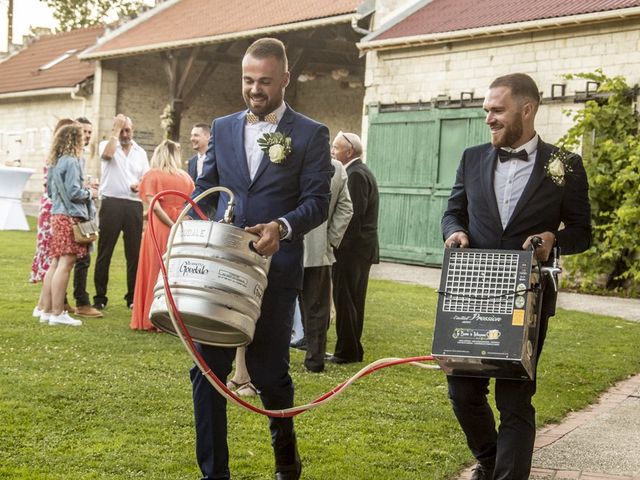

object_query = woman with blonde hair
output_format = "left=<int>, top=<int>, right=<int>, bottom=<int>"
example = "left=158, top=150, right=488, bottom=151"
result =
left=130, top=139, right=194, bottom=331
left=39, top=124, right=98, bottom=326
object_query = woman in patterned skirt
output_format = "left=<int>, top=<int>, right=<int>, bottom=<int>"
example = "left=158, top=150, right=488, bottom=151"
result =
left=31, top=118, right=76, bottom=319
left=38, top=124, right=98, bottom=326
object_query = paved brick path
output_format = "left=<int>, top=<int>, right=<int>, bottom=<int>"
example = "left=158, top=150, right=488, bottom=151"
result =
left=456, top=373, right=640, bottom=480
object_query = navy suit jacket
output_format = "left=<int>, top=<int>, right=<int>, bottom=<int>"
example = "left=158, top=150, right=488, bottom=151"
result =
left=192, top=105, right=333, bottom=289
left=442, top=138, right=591, bottom=314
left=187, top=154, right=198, bottom=182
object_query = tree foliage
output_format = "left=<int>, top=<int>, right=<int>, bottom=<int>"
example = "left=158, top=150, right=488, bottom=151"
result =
left=42, top=0, right=146, bottom=31
left=558, top=69, right=640, bottom=294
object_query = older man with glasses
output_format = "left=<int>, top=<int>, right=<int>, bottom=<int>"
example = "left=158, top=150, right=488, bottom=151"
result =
left=327, top=131, right=379, bottom=364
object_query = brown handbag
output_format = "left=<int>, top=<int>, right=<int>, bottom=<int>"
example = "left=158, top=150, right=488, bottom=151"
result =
left=73, top=220, right=99, bottom=244
left=51, top=167, right=99, bottom=244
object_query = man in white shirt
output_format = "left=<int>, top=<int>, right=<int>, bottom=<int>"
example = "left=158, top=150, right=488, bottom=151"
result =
left=187, top=123, right=211, bottom=182
left=92, top=114, right=149, bottom=310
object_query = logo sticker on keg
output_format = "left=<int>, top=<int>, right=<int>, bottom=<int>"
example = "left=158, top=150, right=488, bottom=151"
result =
left=179, top=260, right=209, bottom=276
left=254, top=284, right=264, bottom=301
left=218, top=269, right=248, bottom=287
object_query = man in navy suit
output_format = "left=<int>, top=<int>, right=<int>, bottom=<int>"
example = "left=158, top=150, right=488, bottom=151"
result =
left=187, top=123, right=211, bottom=182
left=441, top=73, right=591, bottom=480
left=190, top=38, right=332, bottom=480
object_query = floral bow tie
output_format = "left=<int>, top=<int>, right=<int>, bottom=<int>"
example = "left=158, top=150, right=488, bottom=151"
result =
left=246, top=112, right=278, bottom=125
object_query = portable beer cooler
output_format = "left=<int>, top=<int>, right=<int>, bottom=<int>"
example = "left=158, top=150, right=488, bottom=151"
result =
left=432, top=248, right=544, bottom=380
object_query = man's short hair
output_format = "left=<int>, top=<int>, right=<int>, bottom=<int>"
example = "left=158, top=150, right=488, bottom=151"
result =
left=244, top=38, right=288, bottom=71
left=490, top=73, right=540, bottom=106
left=75, top=116, right=92, bottom=125
left=193, top=123, right=211, bottom=135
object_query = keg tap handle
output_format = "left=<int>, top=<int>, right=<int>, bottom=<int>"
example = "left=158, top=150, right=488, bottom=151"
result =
left=540, top=246, right=562, bottom=293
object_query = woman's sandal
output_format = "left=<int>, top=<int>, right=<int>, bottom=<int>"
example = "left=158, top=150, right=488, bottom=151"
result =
left=226, top=380, right=258, bottom=396
left=236, top=382, right=258, bottom=396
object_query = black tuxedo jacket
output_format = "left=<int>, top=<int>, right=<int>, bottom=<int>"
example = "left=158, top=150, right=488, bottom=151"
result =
left=442, top=138, right=591, bottom=314
left=338, top=159, right=379, bottom=264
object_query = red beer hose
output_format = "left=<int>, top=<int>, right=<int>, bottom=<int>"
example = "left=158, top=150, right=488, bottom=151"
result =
left=148, top=189, right=437, bottom=418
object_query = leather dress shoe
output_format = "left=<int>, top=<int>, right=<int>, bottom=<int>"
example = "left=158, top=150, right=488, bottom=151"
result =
left=75, top=304, right=104, bottom=318
left=275, top=458, right=301, bottom=480
left=275, top=437, right=301, bottom=480
left=290, top=338, right=307, bottom=350
left=304, top=363, right=324, bottom=373
left=326, top=354, right=356, bottom=364
left=470, top=463, right=494, bottom=480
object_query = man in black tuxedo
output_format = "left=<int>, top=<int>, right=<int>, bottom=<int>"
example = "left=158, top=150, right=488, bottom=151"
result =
left=328, top=131, right=379, bottom=364
left=187, top=123, right=211, bottom=182
left=441, top=73, right=591, bottom=480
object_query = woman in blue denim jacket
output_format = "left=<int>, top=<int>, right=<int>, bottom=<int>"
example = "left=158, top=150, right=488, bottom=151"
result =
left=38, top=124, right=98, bottom=326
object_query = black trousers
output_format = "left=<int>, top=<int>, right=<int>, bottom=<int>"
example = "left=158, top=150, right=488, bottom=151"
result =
left=300, top=265, right=331, bottom=371
left=72, top=253, right=91, bottom=306
left=332, top=250, right=372, bottom=362
left=446, top=313, right=550, bottom=480
left=191, top=287, right=298, bottom=480
left=93, top=197, right=143, bottom=307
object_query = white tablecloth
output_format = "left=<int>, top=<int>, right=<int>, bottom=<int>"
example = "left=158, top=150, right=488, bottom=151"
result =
left=0, top=165, right=35, bottom=230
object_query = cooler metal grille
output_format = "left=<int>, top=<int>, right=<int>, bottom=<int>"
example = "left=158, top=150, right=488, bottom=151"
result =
left=442, top=251, right=520, bottom=315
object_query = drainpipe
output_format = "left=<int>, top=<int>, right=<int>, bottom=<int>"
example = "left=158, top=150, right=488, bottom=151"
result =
left=70, top=83, right=87, bottom=117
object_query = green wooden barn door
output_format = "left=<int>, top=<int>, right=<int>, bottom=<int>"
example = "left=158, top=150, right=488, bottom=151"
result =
left=367, top=105, right=488, bottom=265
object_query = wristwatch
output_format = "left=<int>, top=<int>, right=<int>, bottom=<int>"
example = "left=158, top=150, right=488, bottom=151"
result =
left=274, top=219, right=289, bottom=241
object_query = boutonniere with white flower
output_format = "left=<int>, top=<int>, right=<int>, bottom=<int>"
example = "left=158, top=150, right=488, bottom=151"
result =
left=257, top=132, right=292, bottom=164
left=545, top=149, right=574, bottom=186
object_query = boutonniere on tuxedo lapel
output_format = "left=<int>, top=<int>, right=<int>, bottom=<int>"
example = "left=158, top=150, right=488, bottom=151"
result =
left=545, top=148, right=574, bottom=186
left=257, top=132, right=292, bottom=164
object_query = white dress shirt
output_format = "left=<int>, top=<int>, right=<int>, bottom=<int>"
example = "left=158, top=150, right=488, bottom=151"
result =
left=196, top=152, right=206, bottom=178
left=242, top=101, right=291, bottom=237
left=98, top=140, right=149, bottom=201
left=493, top=134, right=539, bottom=229
left=243, top=101, right=287, bottom=180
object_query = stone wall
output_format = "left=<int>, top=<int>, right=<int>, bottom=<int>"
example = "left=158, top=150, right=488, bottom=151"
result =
left=363, top=18, right=640, bottom=148
left=0, top=93, right=94, bottom=202
left=100, top=53, right=364, bottom=167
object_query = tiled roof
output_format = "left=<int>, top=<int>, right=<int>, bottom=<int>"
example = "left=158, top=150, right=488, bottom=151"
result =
left=371, top=0, right=640, bottom=41
left=0, top=26, right=104, bottom=95
left=85, top=0, right=362, bottom=58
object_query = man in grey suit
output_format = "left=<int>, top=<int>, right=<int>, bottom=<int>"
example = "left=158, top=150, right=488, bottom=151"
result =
left=299, top=158, right=353, bottom=372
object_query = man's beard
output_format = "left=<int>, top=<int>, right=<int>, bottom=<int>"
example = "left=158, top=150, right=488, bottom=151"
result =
left=492, top=117, right=523, bottom=148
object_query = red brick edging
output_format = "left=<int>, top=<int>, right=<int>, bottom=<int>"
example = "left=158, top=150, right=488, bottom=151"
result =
left=456, top=374, right=640, bottom=480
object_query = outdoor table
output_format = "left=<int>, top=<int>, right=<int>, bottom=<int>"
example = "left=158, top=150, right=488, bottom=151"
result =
left=0, top=165, right=35, bottom=230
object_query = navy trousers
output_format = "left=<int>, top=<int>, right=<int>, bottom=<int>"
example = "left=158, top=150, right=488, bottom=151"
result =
left=191, top=286, right=298, bottom=480
left=447, top=313, right=550, bottom=480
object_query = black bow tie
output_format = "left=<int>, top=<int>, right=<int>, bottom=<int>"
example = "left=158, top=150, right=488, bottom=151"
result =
left=497, top=148, right=529, bottom=162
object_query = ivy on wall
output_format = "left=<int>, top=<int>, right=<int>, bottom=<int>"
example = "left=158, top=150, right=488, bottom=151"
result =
left=558, top=69, right=640, bottom=295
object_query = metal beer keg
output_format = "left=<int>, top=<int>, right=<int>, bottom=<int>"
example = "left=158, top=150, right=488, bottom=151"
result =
left=149, top=189, right=271, bottom=347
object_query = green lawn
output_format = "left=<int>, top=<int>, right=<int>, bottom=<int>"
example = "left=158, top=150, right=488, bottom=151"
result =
left=1, top=218, right=639, bottom=479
